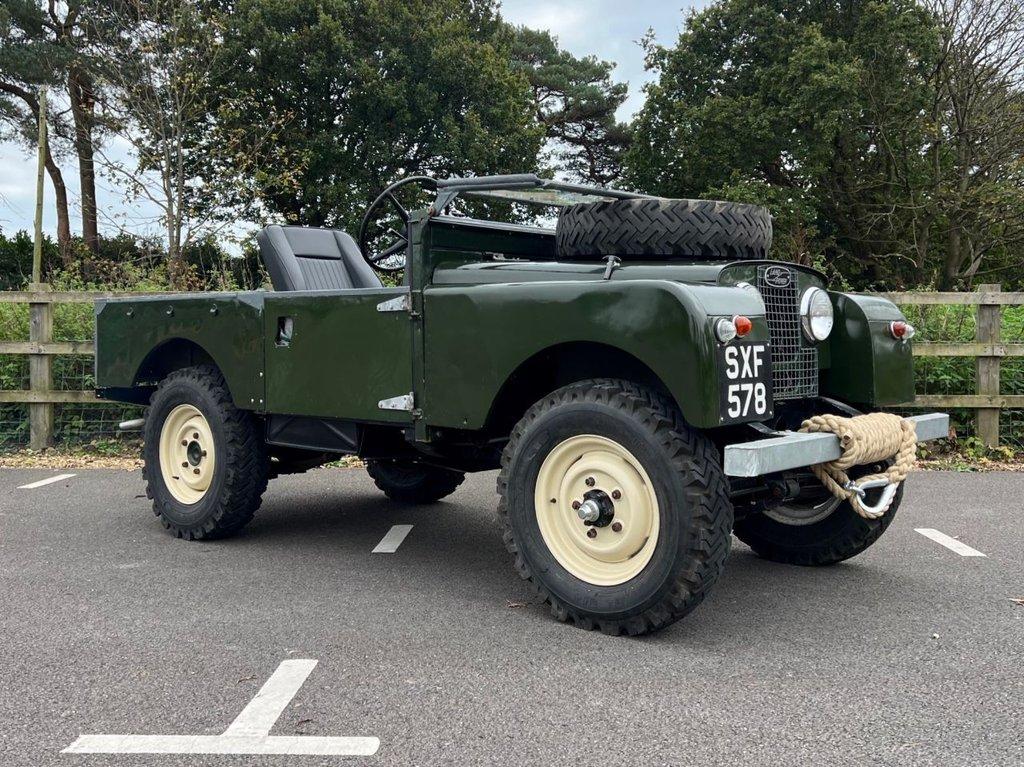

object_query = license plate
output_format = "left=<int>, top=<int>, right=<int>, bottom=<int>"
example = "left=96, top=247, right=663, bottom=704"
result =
left=718, top=342, right=773, bottom=424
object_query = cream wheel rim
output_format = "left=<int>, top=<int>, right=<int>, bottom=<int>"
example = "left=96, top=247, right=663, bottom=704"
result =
left=158, top=404, right=216, bottom=505
left=534, top=434, right=660, bottom=586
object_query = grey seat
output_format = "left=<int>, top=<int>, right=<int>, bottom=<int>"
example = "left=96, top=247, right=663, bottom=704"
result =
left=257, top=225, right=382, bottom=291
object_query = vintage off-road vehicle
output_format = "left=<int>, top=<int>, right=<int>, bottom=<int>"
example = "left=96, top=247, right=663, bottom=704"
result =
left=95, top=174, right=947, bottom=635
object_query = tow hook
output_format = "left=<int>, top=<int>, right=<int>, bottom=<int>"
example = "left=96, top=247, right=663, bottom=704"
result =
left=843, top=478, right=899, bottom=517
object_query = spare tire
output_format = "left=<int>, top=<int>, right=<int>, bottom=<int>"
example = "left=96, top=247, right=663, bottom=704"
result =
left=555, top=198, right=772, bottom=260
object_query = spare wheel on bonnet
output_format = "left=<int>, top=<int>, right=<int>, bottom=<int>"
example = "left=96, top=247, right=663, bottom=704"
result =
left=555, top=197, right=773, bottom=260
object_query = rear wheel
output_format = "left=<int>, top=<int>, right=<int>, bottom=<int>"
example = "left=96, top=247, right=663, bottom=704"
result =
left=143, top=366, right=268, bottom=540
left=366, top=459, right=464, bottom=504
left=497, top=379, right=733, bottom=636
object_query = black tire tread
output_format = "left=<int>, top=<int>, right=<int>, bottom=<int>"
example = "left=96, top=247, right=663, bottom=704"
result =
left=556, top=198, right=772, bottom=260
left=143, top=365, right=268, bottom=540
left=496, top=379, right=733, bottom=636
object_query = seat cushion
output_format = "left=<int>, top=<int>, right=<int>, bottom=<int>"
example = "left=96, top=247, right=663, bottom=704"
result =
left=257, top=226, right=382, bottom=291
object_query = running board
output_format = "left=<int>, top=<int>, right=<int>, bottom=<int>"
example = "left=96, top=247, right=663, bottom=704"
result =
left=723, top=412, right=949, bottom=478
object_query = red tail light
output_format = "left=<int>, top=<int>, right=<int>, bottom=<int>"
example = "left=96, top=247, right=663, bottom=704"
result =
left=890, top=321, right=916, bottom=340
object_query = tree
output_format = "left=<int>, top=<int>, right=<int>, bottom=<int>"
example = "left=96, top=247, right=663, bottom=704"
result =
left=0, top=0, right=103, bottom=253
left=510, top=26, right=631, bottom=186
left=89, top=0, right=297, bottom=287
left=923, top=0, right=1024, bottom=288
left=0, top=1, right=73, bottom=257
left=625, top=0, right=943, bottom=286
left=206, top=0, right=543, bottom=230
left=626, top=0, right=1024, bottom=289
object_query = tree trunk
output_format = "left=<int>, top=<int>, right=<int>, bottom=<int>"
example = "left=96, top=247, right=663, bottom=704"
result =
left=68, top=68, right=99, bottom=252
left=43, top=148, right=73, bottom=263
left=940, top=226, right=963, bottom=290
left=0, top=81, right=73, bottom=260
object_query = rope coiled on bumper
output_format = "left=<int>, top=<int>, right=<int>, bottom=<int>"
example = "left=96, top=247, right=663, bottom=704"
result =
left=799, top=413, right=917, bottom=519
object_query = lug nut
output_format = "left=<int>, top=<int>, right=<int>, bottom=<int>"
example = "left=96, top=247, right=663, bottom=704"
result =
left=611, top=489, right=621, bottom=500
left=181, top=440, right=187, bottom=446
left=572, top=500, right=581, bottom=510
left=611, top=522, right=623, bottom=533
left=193, top=432, right=199, bottom=439
left=193, top=468, right=200, bottom=475
left=181, top=462, right=188, bottom=468
left=586, top=528, right=598, bottom=539
left=585, top=477, right=596, bottom=487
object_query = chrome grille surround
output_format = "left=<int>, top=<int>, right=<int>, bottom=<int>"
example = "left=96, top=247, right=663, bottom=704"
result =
left=756, top=265, right=819, bottom=400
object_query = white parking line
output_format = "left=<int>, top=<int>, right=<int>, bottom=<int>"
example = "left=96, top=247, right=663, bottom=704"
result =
left=915, top=528, right=987, bottom=557
left=372, top=524, right=413, bottom=553
left=18, top=473, right=76, bottom=490
left=62, top=659, right=379, bottom=756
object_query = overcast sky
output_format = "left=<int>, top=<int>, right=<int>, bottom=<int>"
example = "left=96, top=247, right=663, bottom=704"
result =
left=0, top=0, right=697, bottom=240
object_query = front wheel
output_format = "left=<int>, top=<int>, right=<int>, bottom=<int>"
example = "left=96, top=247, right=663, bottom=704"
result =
left=143, top=365, right=268, bottom=540
left=497, top=380, right=733, bottom=636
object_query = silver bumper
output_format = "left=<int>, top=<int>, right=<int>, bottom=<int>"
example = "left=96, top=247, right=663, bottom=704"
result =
left=723, top=412, right=949, bottom=478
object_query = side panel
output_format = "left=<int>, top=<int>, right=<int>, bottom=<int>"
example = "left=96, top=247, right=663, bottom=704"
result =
left=262, top=288, right=414, bottom=423
left=422, top=280, right=768, bottom=430
left=95, top=293, right=265, bottom=407
left=822, top=293, right=914, bottom=406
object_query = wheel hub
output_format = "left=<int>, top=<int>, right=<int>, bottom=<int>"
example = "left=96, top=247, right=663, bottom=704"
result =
left=158, top=404, right=216, bottom=505
left=535, top=434, right=660, bottom=586
left=576, top=489, right=616, bottom=527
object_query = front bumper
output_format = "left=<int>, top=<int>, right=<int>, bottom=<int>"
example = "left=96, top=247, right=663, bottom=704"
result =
left=723, top=412, right=949, bottom=477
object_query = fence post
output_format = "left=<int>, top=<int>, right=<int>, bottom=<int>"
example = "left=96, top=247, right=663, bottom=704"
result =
left=28, top=284, right=53, bottom=450
left=975, top=283, right=1000, bottom=447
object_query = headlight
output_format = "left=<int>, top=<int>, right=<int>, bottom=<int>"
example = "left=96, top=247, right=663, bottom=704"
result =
left=800, top=287, right=833, bottom=342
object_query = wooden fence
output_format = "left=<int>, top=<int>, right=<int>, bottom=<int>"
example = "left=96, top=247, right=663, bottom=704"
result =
left=0, top=285, right=163, bottom=450
left=1, top=283, right=1023, bottom=450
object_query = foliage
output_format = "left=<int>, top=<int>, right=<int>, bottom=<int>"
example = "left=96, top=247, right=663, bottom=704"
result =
left=510, top=26, right=631, bottom=185
left=626, top=0, right=1024, bottom=290
left=201, top=0, right=543, bottom=231
left=0, top=0, right=102, bottom=251
left=84, top=0, right=298, bottom=287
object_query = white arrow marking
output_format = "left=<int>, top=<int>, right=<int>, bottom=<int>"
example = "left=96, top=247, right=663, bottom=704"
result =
left=62, top=659, right=379, bottom=756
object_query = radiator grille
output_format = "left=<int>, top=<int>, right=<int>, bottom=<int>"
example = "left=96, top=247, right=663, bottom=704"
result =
left=756, top=265, right=819, bottom=400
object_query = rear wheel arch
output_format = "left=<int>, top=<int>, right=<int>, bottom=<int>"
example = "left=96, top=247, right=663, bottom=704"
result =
left=133, top=338, right=237, bottom=404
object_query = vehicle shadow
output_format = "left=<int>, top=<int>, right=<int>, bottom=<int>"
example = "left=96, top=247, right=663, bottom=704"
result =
left=225, top=480, right=922, bottom=648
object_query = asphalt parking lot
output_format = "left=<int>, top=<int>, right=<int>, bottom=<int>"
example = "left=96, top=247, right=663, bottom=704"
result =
left=1, top=468, right=1021, bottom=766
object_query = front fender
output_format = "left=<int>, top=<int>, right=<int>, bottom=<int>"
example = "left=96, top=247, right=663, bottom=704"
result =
left=822, top=292, right=914, bottom=406
left=422, top=279, right=768, bottom=430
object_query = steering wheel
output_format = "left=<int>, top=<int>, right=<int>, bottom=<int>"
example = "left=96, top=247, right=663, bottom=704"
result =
left=358, top=176, right=437, bottom=274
